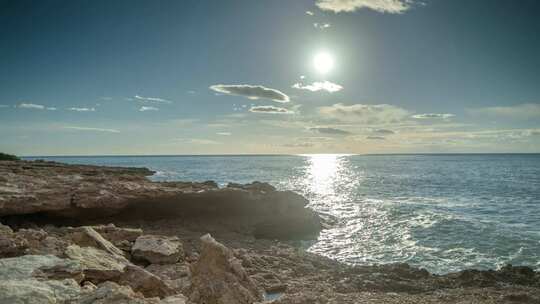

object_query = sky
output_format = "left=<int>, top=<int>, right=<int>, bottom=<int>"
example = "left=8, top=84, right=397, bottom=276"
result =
left=1, top=0, right=539, bottom=155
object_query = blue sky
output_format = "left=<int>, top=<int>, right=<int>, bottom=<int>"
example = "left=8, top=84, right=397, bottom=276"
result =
left=1, top=0, right=539, bottom=155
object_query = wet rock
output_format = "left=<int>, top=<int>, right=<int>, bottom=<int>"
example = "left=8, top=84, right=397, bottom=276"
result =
left=227, top=181, right=276, bottom=192
left=132, top=235, right=184, bottom=264
left=188, top=233, right=262, bottom=304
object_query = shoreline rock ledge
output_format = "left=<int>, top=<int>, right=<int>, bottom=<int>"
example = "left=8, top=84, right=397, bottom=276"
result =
left=0, top=160, right=322, bottom=240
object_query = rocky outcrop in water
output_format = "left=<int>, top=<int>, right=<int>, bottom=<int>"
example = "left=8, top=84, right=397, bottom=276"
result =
left=0, top=160, right=321, bottom=240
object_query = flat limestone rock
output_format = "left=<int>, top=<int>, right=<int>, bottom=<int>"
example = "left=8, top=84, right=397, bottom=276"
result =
left=0, top=278, right=82, bottom=304
left=188, top=234, right=262, bottom=304
left=132, top=235, right=184, bottom=264
left=0, top=254, right=83, bottom=304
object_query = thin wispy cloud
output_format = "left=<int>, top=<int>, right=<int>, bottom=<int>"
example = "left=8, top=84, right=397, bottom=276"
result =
left=216, top=132, right=232, bottom=136
left=68, top=107, right=95, bottom=112
left=313, top=22, right=331, bottom=29
left=174, top=138, right=221, bottom=145
left=64, top=126, right=120, bottom=133
left=210, top=84, right=290, bottom=103
left=249, top=105, right=293, bottom=114
left=467, top=103, right=540, bottom=119
left=309, top=126, right=352, bottom=135
left=315, top=0, right=415, bottom=14
left=18, top=103, right=45, bottom=110
left=139, top=106, right=159, bottom=112
left=306, top=10, right=315, bottom=16
left=366, top=136, right=386, bottom=140
left=318, top=103, right=410, bottom=124
left=412, top=113, right=455, bottom=119
left=371, top=128, right=395, bottom=135
left=292, top=81, right=343, bottom=93
left=134, top=95, right=172, bottom=104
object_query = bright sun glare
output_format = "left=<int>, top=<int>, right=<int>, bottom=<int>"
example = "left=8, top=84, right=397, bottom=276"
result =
left=313, top=52, right=334, bottom=74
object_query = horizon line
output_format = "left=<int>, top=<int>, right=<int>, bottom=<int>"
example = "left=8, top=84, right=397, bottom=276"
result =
left=20, top=152, right=540, bottom=158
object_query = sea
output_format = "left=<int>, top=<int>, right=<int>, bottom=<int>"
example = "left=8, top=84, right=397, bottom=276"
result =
left=24, top=154, right=540, bottom=274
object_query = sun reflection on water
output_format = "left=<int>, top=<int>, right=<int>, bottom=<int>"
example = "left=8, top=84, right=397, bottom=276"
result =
left=297, top=154, right=357, bottom=217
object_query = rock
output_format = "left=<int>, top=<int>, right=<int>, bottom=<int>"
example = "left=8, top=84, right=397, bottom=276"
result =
left=91, top=224, right=143, bottom=250
left=132, top=235, right=183, bottom=264
left=0, top=223, right=28, bottom=257
left=65, top=245, right=126, bottom=282
left=64, top=244, right=174, bottom=298
left=146, top=263, right=191, bottom=293
left=0, top=160, right=321, bottom=240
left=67, top=226, right=127, bottom=258
left=0, top=278, right=82, bottom=304
left=160, top=294, right=188, bottom=304
left=0, top=254, right=82, bottom=281
left=77, top=281, right=160, bottom=304
left=0, top=254, right=84, bottom=303
left=227, top=181, right=276, bottom=192
left=118, top=265, right=175, bottom=298
left=188, top=234, right=262, bottom=304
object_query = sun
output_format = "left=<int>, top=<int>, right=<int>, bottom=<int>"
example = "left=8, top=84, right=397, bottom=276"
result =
left=313, top=52, right=334, bottom=74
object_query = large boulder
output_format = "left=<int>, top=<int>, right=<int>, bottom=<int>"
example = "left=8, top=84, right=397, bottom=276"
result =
left=188, top=234, right=262, bottom=304
left=132, top=235, right=184, bottom=264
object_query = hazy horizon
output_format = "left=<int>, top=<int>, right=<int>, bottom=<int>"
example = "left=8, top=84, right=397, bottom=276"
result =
left=2, top=0, right=540, bottom=155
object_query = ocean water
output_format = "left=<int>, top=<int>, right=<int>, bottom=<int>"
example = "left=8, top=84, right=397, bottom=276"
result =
left=25, top=154, right=540, bottom=274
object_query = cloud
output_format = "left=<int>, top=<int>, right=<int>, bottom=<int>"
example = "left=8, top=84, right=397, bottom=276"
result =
left=18, top=103, right=45, bottom=110
left=134, top=95, right=172, bottom=104
left=467, top=103, right=540, bottom=119
left=209, top=84, right=290, bottom=103
left=216, top=132, right=232, bottom=136
left=64, top=126, right=120, bottom=133
left=313, top=22, right=331, bottom=29
left=372, top=128, right=395, bottom=135
left=249, top=105, right=293, bottom=114
left=281, top=142, right=315, bottom=148
left=412, top=113, right=455, bottom=119
left=315, top=0, right=414, bottom=14
left=46, top=107, right=57, bottom=111
left=139, top=106, right=159, bottom=112
left=175, top=138, right=220, bottom=145
left=306, top=10, right=315, bottom=15
left=318, top=103, right=410, bottom=124
left=366, top=136, right=386, bottom=140
left=68, top=107, right=95, bottom=112
left=309, top=126, right=351, bottom=135
left=292, top=81, right=343, bottom=93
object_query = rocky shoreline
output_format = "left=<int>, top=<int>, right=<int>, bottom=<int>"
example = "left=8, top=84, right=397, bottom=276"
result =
left=1, top=160, right=539, bottom=303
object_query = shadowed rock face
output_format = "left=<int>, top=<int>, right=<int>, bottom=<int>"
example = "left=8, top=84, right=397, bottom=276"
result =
left=0, top=160, right=322, bottom=240
left=188, top=234, right=262, bottom=304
